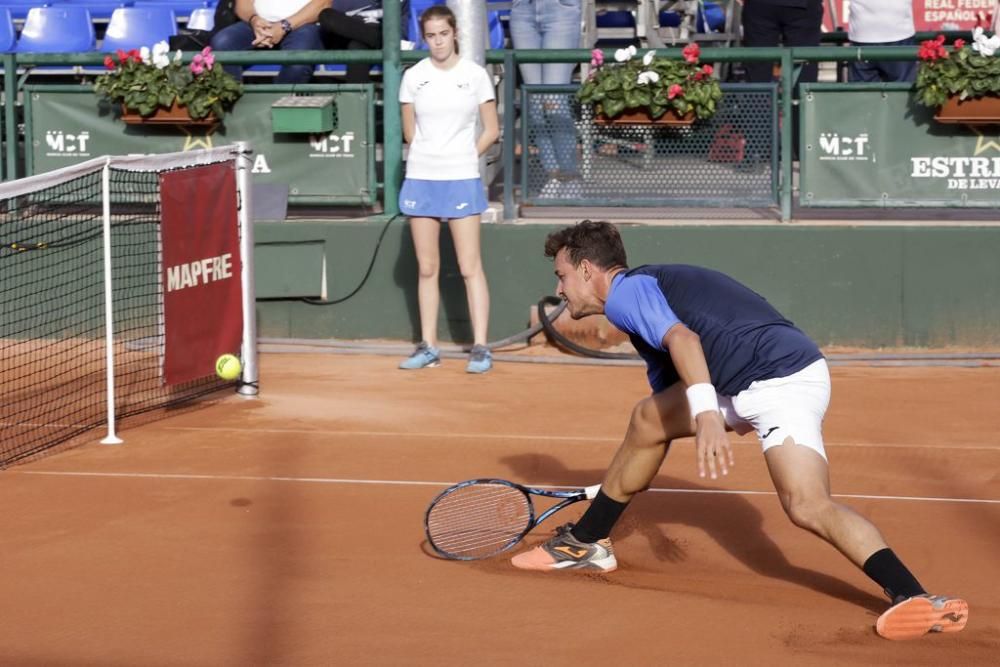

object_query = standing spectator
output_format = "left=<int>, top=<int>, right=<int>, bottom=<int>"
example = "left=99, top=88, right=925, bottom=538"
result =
left=398, top=6, right=499, bottom=374
left=848, top=0, right=917, bottom=83
left=211, top=0, right=330, bottom=84
left=509, top=0, right=583, bottom=198
left=740, top=0, right=824, bottom=85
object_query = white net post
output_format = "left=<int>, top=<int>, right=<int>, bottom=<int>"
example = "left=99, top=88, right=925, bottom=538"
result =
left=100, top=158, right=123, bottom=445
left=235, top=141, right=259, bottom=397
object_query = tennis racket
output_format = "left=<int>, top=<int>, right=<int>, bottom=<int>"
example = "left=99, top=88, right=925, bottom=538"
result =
left=424, top=479, right=601, bottom=560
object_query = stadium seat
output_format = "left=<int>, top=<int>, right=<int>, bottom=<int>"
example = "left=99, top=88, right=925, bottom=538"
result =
left=101, top=6, right=178, bottom=52
left=51, top=1, right=135, bottom=21
left=0, top=9, right=14, bottom=52
left=0, top=1, right=48, bottom=21
left=132, top=0, right=211, bottom=21
left=186, top=6, right=214, bottom=31
left=16, top=6, right=96, bottom=53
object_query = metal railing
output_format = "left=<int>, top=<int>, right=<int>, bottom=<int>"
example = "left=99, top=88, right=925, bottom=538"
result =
left=1, top=40, right=935, bottom=221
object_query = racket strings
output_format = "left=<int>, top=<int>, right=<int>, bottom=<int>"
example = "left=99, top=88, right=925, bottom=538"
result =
left=426, top=483, right=532, bottom=559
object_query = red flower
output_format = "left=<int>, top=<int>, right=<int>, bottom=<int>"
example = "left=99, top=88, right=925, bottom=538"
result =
left=953, top=38, right=966, bottom=49
left=918, top=38, right=949, bottom=61
left=668, top=84, right=684, bottom=99
left=702, top=64, right=714, bottom=75
left=116, top=48, right=128, bottom=64
left=103, top=55, right=115, bottom=69
left=127, top=48, right=141, bottom=62
left=682, top=43, right=700, bottom=64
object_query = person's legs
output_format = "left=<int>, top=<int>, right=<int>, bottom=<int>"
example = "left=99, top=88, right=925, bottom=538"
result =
left=539, top=0, right=582, bottom=179
left=779, top=3, right=823, bottom=85
left=276, top=23, right=324, bottom=84
left=510, top=6, right=561, bottom=181
left=447, top=215, right=490, bottom=348
left=848, top=55, right=885, bottom=83
left=409, top=216, right=442, bottom=348
left=740, top=1, right=782, bottom=84
left=210, top=21, right=255, bottom=81
left=512, top=383, right=695, bottom=571
left=764, top=441, right=889, bottom=566
left=318, top=8, right=381, bottom=82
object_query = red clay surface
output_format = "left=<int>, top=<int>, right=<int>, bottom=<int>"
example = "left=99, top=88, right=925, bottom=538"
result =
left=1, top=354, right=998, bottom=665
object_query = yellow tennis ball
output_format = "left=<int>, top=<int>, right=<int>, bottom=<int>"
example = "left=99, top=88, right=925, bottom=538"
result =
left=215, top=354, right=242, bottom=381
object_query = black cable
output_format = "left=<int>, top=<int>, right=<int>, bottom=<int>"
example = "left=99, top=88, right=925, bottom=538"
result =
left=535, top=295, right=640, bottom=360
left=302, top=214, right=398, bottom=306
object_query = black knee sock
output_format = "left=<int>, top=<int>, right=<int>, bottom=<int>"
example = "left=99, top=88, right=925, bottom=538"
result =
left=570, top=490, right=629, bottom=543
left=862, top=548, right=926, bottom=603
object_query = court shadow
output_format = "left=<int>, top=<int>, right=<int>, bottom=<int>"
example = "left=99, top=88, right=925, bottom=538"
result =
left=499, top=453, right=886, bottom=614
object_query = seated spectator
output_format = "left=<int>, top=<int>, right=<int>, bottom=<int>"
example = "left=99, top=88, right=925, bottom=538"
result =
left=211, top=0, right=331, bottom=84
left=848, top=0, right=917, bottom=83
left=319, top=0, right=407, bottom=83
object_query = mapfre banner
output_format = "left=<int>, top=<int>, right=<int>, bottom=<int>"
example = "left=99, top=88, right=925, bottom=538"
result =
left=826, top=1, right=998, bottom=32
left=160, top=162, right=243, bottom=385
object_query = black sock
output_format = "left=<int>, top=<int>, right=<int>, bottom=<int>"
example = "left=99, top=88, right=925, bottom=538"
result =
left=862, top=548, right=926, bottom=602
left=570, top=490, right=629, bottom=543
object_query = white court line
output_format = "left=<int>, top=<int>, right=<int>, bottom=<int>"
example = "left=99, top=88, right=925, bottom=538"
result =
left=160, top=426, right=1000, bottom=452
left=10, top=470, right=1000, bottom=505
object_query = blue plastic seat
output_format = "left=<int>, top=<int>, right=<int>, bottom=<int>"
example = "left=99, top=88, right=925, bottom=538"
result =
left=131, top=0, right=211, bottom=20
left=0, top=1, right=47, bottom=21
left=51, top=1, right=135, bottom=21
left=16, top=6, right=96, bottom=52
left=0, top=9, right=15, bottom=52
left=186, top=6, right=213, bottom=31
left=102, top=6, right=177, bottom=52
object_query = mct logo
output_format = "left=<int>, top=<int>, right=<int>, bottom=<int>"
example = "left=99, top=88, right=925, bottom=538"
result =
left=309, top=132, right=356, bottom=158
left=45, top=130, right=91, bottom=156
left=817, top=132, right=870, bottom=161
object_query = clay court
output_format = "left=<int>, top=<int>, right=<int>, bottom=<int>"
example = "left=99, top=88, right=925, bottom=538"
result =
left=1, top=352, right=998, bottom=665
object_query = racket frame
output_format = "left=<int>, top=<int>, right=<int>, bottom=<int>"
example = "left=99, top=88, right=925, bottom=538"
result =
left=424, top=478, right=600, bottom=560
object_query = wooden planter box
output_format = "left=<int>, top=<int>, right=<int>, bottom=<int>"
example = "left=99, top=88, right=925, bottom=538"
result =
left=594, top=108, right=696, bottom=126
left=121, top=102, right=218, bottom=126
left=934, top=95, right=1000, bottom=125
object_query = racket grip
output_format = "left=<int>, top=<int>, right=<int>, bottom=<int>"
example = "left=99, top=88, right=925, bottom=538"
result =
left=584, top=484, right=601, bottom=500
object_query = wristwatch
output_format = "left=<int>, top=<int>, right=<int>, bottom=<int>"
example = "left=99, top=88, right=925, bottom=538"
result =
left=280, top=19, right=293, bottom=34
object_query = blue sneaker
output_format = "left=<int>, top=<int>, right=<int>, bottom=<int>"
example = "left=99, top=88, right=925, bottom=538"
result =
left=399, top=342, right=440, bottom=370
left=466, top=344, right=492, bottom=374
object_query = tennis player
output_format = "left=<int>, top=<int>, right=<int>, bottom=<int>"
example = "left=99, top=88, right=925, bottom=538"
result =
left=512, top=220, right=968, bottom=641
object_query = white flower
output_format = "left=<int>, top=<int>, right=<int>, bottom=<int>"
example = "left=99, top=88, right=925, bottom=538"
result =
left=139, top=46, right=151, bottom=65
left=174, top=49, right=183, bottom=63
left=614, top=48, right=631, bottom=62
left=637, top=70, right=660, bottom=85
left=642, top=50, right=656, bottom=66
left=971, top=27, right=1000, bottom=56
left=627, top=45, right=637, bottom=57
left=151, top=40, right=171, bottom=69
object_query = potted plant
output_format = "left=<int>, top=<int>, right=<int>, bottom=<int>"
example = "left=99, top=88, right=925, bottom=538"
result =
left=915, top=29, right=1000, bottom=125
left=94, top=41, right=243, bottom=125
left=577, top=43, right=723, bottom=125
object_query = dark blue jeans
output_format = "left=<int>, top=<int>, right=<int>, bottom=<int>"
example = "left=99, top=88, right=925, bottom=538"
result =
left=849, top=37, right=917, bottom=83
left=210, top=21, right=323, bottom=84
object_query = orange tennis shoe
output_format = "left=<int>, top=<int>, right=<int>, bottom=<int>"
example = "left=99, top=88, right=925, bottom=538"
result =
left=510, top=523, right=617, bottom=572
left=876, top=594, right=969, bottom=640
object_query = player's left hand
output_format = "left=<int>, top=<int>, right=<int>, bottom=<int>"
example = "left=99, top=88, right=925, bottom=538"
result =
left=694, top=411, right=733, bottom=480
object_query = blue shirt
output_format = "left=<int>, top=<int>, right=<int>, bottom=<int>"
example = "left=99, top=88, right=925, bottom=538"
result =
left=604, top=265, right=823, bottom=396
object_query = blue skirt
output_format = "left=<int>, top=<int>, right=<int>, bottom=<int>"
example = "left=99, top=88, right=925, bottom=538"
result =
left=399, top=178, right=488, bottom=219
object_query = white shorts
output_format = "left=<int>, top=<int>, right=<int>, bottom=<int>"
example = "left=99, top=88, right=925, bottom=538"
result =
left=718, top=359, right=831, bottom=460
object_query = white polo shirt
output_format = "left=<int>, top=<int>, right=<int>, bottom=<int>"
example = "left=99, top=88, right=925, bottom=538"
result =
left=400, top=57, right=496, bottom=181
left=848, top=0, right=915, bottom=44
left=254, top=0, right=313, bottom=22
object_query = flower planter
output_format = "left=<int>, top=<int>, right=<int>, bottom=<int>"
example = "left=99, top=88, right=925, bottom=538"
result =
left=593, top=109, right=696, bottom=126
left=120, top=102, right=218, bottom=126
left=934, top=95, right=1000, bottom=125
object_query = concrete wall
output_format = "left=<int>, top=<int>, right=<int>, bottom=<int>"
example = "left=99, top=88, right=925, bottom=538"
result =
left=254, top=221, right=1000, bottom=348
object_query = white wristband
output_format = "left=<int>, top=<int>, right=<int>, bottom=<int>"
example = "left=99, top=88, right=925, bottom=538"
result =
left=686, top=383, right=719, bottom=419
